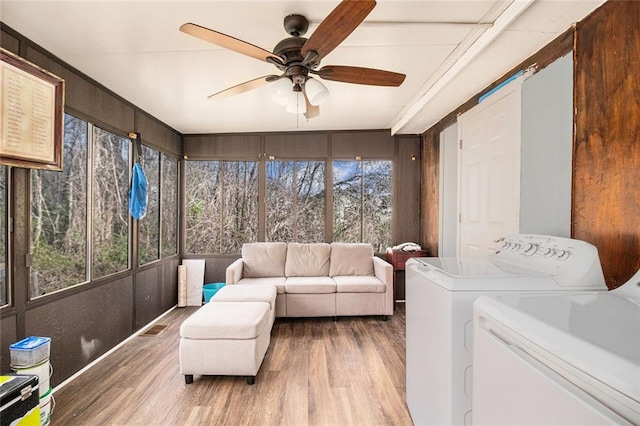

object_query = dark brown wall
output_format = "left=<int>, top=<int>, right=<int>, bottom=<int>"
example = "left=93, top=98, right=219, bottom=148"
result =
left=573, top=0, right=640, bottom=288
left=0, top=24, right=182, bottom=384
left=418, top=1, right=639, bottom=288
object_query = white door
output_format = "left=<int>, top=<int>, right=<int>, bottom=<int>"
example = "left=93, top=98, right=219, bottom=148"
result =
left=457, top=80, right=522, bottom=257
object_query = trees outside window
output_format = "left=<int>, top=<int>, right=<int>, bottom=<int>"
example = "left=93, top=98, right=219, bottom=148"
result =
left=161, top=154, right=178, bottom=257
left=222, top=161, right=258, bottom=253
left=92, top=127, right=130, bottom=278
left=185, top=161, right=258, bottom=253
left=333, top=160, right=392, bottom=252
left=0, top=166, right=7, bottom=306
left=138, top=145, right=160, bottom=265
left=30, top=114, right=88, bottom=297
left=266, top=161, right=324, bottom=242
left=23, top=114, right=178, bottom=300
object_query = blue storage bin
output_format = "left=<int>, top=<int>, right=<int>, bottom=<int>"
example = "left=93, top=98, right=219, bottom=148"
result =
left=203, top=283, right=226, bottom=303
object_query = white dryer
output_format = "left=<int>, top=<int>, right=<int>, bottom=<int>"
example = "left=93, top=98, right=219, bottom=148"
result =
left=405, top=234, right=608, bottom=425
left=472, top=269, right=640, bottom=425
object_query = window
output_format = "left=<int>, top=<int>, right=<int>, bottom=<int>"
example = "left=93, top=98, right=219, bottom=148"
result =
left=138, top=145, right=160, bottom=265
left=222, top=161, right=258, bottom=253
left=30, top=114, right=88, bottom=297
left=1, top=166, right=7, bottom=306
left=266, top=161, right=325, bottom=242
left=92, top=127, right=130, bottom=278
left=185, top=161, right=258, bottom=253
left=333, top=160, right=392, bottom=252
left=161, top=154, right=178, bottom=257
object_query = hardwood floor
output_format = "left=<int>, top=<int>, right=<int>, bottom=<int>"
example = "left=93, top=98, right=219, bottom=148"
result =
left=52, top=303, right=413, bottom=425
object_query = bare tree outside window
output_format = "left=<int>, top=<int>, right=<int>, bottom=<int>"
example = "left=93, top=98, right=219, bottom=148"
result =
left=185, top=161, right=258, bottom=254
left=0, top=166, right=7, bottom=306
left=161, top=154, right=178, bottom=257
left=333, top=160, right=392, bottom=252
left=30, top=114, right=88, bottom=297
left=185, top=161, right=221, bottom=253
left=266, top=161, right=324, bottom=242
left=92, top=127, right=130, bottom=278
left=138, top=145, right=160, bottom=265
left=223, top=161, right=258, bottom=253
left=364, top=161, right=392, bottom=251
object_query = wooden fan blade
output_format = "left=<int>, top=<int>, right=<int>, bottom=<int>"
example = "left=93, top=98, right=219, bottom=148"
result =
left=208, top=75, right=278, bottom=99
left=301, top=0, right=376, bottom=62
left=304, top=91, right=320, bottom=119
left=180, top=23, right=280, bottom=63
left=316, top=65, right=405, bottom=86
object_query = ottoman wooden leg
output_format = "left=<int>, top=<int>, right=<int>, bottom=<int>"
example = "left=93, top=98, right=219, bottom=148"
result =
left=185, top=375, right=194, bottom=384
left=247, top=376, right=256, bottom=385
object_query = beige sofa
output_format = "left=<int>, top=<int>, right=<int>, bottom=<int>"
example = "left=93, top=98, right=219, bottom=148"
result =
left=225, top=242, right=394, bottom=319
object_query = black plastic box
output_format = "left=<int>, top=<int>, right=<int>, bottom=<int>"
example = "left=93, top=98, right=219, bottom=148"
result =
left=0, top=375, right=40, bottom=426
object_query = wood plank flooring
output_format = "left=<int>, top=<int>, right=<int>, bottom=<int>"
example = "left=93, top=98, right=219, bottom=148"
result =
left=52, top=303, right=413, bottom=425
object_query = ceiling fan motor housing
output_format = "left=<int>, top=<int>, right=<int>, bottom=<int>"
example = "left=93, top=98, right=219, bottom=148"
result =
left=283, top=14, right=309, bottom=36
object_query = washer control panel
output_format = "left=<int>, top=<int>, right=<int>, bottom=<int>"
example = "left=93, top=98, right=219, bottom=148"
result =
left=489, top=234, right=605, bottom=288
left=496, top=235, right=578, bottom=260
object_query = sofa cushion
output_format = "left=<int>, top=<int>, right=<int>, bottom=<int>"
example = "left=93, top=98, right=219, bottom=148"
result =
left=242, top=242, right=287, bottom=278
left=236, top=277, right=286, bottom=294
left=285, top=243, right=331, bottom=277
left=180, top=302, right=269, bottom=340
left=212, top=284, right=277, bottom=310
left=285, top=277, right=336, bottom=294
left=329, top=243, right=374, bottom=277
left=333, top=275, right=386, bottom=293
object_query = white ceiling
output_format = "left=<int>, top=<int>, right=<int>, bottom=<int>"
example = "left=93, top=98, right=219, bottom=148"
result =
left=1, top=0, right=604, bottom=135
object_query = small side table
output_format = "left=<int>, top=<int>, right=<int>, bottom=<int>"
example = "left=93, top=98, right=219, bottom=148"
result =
left=387, top=249, right=429, bottom=301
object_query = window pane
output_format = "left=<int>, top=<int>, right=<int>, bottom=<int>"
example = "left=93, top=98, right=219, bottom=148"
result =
left=185, top=161, right=221, bottom=253
left=333, top=160, right=392, bottom=251
left=364, top=161, right=392, bottom=252
left=266, top=161, right=295, bottom=242
left=266, top=161, right=325, bottom=243
left=222, top=161, right=258, bottom=253
left=333, top=161, right=362, bottom=243
left=0, top=166, right=7, bottom=306
left=92, top=127, right=130, bottom=277
left=138, top=145, right=160, bottom=265
left=31, top=114, right=88, bottom=297
left=161, top=154, right=178, bottom=257
left=295, top=161, right=325, bottom=242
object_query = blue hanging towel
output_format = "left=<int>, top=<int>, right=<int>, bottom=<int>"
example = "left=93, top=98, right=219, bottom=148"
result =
left=129, top=162, right=148, bottom=220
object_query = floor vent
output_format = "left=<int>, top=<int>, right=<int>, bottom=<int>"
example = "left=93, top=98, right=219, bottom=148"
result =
left=140, top=325, right=167, bottom=336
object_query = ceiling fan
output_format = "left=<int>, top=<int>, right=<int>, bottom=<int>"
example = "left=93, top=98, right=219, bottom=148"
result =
left=180, top=0, right=406, bottom=118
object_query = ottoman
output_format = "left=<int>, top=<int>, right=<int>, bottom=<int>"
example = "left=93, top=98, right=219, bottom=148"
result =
left=211, top=284, right=277, bottom=326
left=179, top=301, right=271, bottom=385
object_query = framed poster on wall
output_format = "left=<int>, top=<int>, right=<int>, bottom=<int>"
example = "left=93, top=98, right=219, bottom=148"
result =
left=0, top=48, right=65, bottom=171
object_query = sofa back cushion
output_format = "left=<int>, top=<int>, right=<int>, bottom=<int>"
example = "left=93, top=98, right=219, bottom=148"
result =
left=329, top=243, right=374, bottom=276
left=242, top=242, right=287, bottom=278
left=285, top=243, right=331, bottom=277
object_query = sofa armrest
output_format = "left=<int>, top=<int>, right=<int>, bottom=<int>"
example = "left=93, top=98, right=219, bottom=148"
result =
left=373, top=256, right=394, bottom=316
left=373, top=256, right=393, bottom=287
left=226, top=258, right=244, bottom=284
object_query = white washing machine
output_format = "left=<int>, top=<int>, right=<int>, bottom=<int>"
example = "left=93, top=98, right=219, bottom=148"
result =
left=405, top=234, right=608, bottom=426
left=472, top=269, right=640, bottom=425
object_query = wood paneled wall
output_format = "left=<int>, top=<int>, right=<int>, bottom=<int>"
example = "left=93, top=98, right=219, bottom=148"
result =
left=419, top=1, right=639, bottom=288
left=573, top=0, right=640, bottom=288
left=420, top=128, right=439, bottom=255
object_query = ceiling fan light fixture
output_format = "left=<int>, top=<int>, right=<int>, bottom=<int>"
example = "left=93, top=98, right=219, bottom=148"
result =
left=270, top=77, right=292, bottom=105
left=286, top=88, right=306, bottom=114
left=304, top=77, right=329, bottom=106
